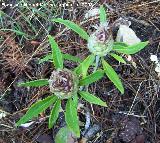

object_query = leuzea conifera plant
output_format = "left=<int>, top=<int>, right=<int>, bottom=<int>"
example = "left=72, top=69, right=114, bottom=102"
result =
left=51, top=5, right=149, bottom=94
left=16, top=35, right=107, bottom=138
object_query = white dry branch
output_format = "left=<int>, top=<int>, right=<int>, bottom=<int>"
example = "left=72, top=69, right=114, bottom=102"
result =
left=20, top=121, right=35, bottom=128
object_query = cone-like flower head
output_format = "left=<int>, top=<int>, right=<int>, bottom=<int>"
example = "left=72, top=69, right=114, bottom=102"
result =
left=87, top=26, right=114, bottom=56
left=49, top=68, right=79, bottom=99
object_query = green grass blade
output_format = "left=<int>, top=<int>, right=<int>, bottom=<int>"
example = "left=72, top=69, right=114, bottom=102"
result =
left=1, top=29, right=29, bottom=37
left=113, top=41, right=149, bottom=55
left=18, top=79, right=49, bottom=87
left=79, top=70, right=104, bottom=86
left=102, top=59, right=124, bottom=94
left=52, top=18, right=89, bottom=40
left=75, top=54, right=95, bottom=78
left=65, top=98, right=80, bottom=137
left=110, top=53, right=126, bottom=64
left=79, top=91, right=107, bottom=107
left=48, top=35, right=63, bottom=69
left=99, top=5, right=107, bottom=23
left=49, top=99, right=61, bottom=129
left=16, top=95, right=58, bottom=126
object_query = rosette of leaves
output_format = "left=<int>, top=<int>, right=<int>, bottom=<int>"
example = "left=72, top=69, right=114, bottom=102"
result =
left=16, top=35, right=107, bottom=138
left=51, top=5, right=149, bottom=94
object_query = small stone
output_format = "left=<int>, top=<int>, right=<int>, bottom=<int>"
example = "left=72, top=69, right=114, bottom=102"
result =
left=0, top=112, right=6, bottom=119
left=116, top=25, right=141, bottom=45
left=155, top=65, right=160, bottom=73
left=150, top=55, right=158, bottom=62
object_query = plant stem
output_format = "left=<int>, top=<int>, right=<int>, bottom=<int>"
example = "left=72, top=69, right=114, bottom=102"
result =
left=93, top=55, right=100, bottom=72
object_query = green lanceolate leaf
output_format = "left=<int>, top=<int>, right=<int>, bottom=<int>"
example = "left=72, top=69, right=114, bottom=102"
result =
left=49, top=99, right=61, bottom=129
left=63, top=53, right=82, bottom=63
left=102, top=59, right=124, bottom=94
left=72, top=94, right=79, bottom=109
left=55, top=127, right=73, bottom=143
left=113, top=41, right=149, bottom=55
left=79, top=70, right=104, bottom=86
left=110, top=53, right=126, bottom=64
left=75, top=54, right=95, bottom=78
left=99, top=5, right=107, bottom=23
left=48, top=35, right=63, bottom=69
left=113, top=42, right=128, bottom=48
left=18, top=79, right=49, bottom=87
left=39, top=53, right=82, bottom=64
left=79, top=91, right=107, bottom=107
left=52, top=18, right=89, bottom=40
left=65, top=98, right=80, bottom=137
left=39, top=54, right=52, bottom=64
left=16, top=95, right=58, bottom=126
